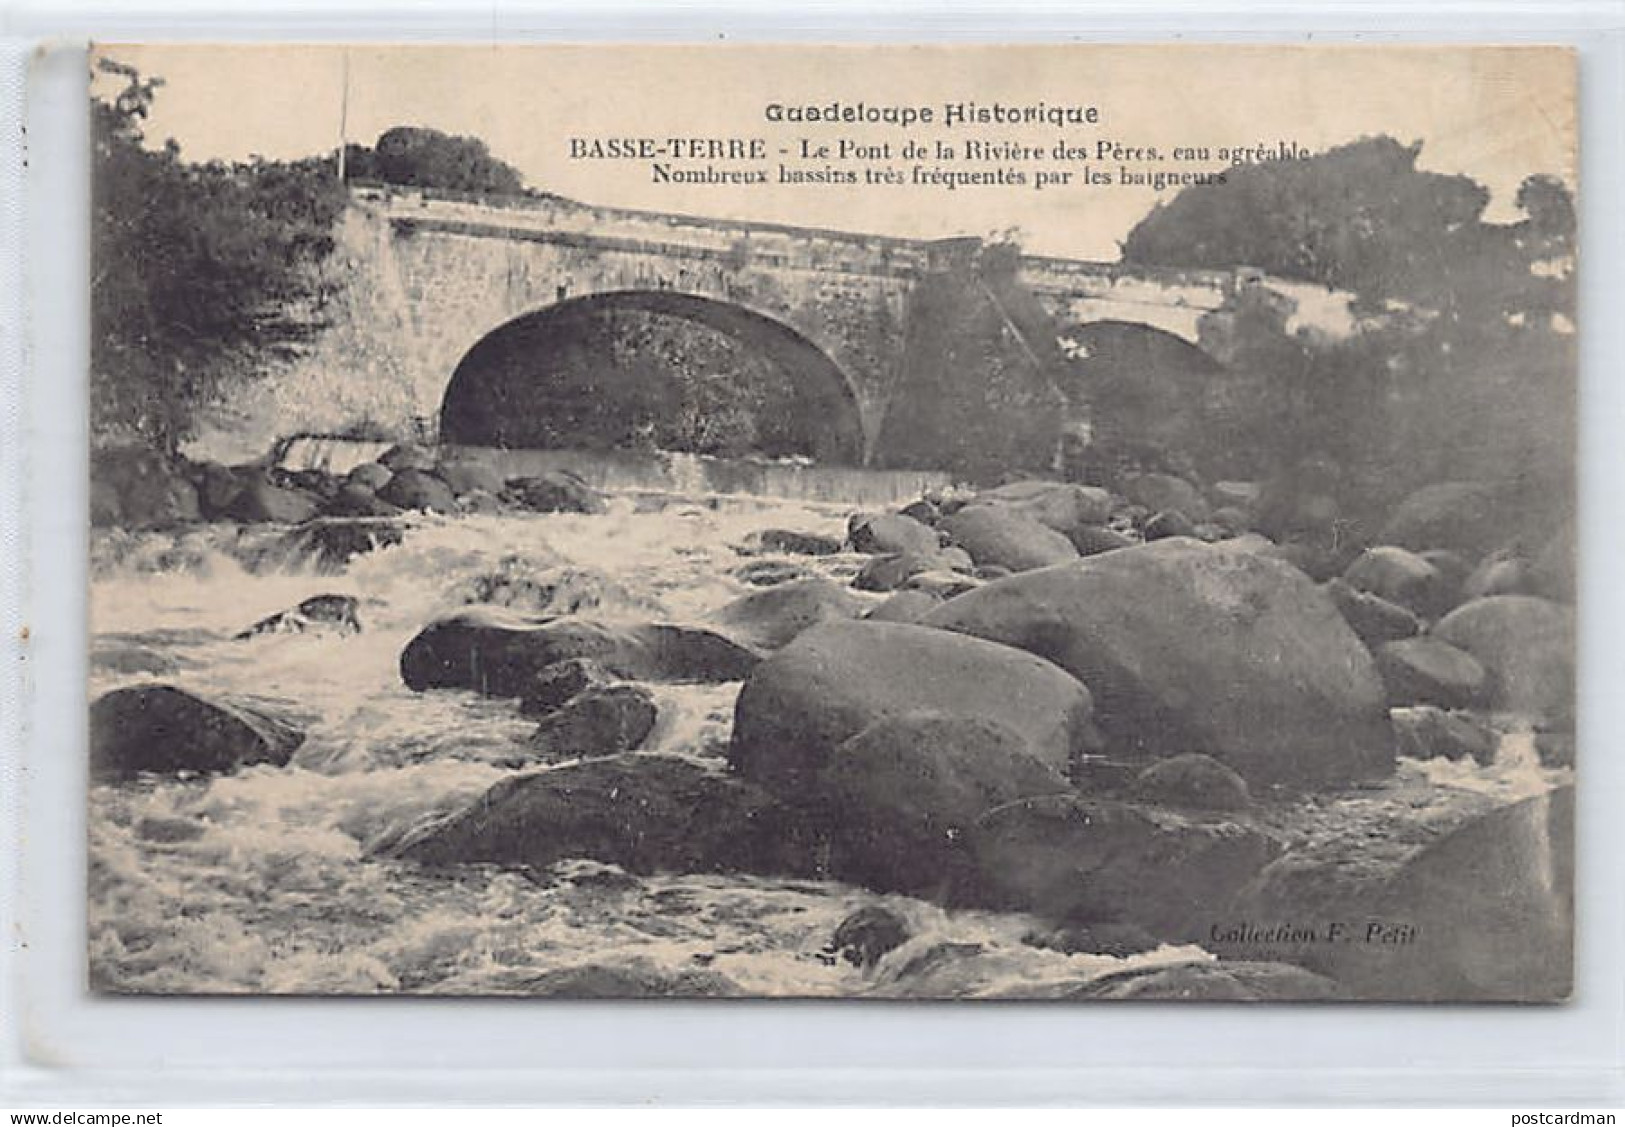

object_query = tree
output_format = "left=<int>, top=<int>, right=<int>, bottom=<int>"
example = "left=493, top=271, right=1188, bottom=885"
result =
left=92, top=59, right=348, bottom=454
left=1141, top=136, right=1578, bottom=522
left=345, top=126, right=525, bottom=195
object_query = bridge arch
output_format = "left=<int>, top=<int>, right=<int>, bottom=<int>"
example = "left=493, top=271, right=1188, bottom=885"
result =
left=438, top=291, right=867, bottom=464
left=1062, top=319, right=1259, bottom=479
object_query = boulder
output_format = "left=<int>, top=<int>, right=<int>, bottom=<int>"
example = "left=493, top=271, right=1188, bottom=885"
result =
left=729, top=619, right=1098, bottom=789
left=1067, top=961, right=1344, bottom=1001
left=848, top=511, right=941, bottom=556
left=821, top=712, right=1071, bottom=895
left=1391, top=705, right=1496, bottom=764
left=830, top=906, right=911, bottom=968
left=1343, top=546, right=1450, bottom=618
left=1432, top=596, right=1574, bottom=720
left=1324, top=578, right=1421, bottom=646
left=1527, top=520, right=1576, bottom=603
left=400, top=609, right=759, bottom=697
left=433, top=459, right=507, bottom=498
left=753, top=528, right=844, bottom=556
left=324, top=482, right=404, bottom=518
left=939, top=504, right=1079, bottom=573
left=377, top=443, right=437, bottom=473
left=456, top=489, right=505, bottom=515
left=236, top=594, right=362, bottom=639
left=1227, top=788, right=1573, bottom=1001
left=711, top=576, right=866, bottom=651
left=130, top=472, right=202, bottom=529
left=382, top=754, right=816, bottom=877
left=853, top=551, right=964, bottom=593
left=518, top=658, right=612, bottom=718
left=1462, top=552, right=1529, bottom=601
left=1067, top=524, right=1134, bottom=558
left=90, top=684, right=304, bottom=779
left=280, top=468, right=340, bottom=500
left=897, top=499, right=940, bottom=526
left=1254, top=473, right=1342, bottom=544
left=903, top=569, right=981, bottom=600
left=191, top=460, right=247, bottom=520
left=280, top=518, right=406, bottom=572
left=529, top=684, right=659, bottom=759
left=1207, top=506, right=1252, bottom=537
left=1418, top=549, right=1472, bottom=604
left=1121, top=472, right=1209, bottom=522
left=1261, top=539, right=1344, bottom=582
left=1379, top=480, right=1514, bottom=556
left=377, top=468, right=457, bottom=513
left=505, top=471, right=606, bottom=515
left=92, top=446, right=201, bottom=529
left=975, top=480, right=1113, bottom=534
left=924, top=539, right=1394, bottom=790
left=226, top=474, right=322, bottom=524
left=1132, top=753, right=1251, bottom=811
left=345, top=462, right=394, bottom=492
left=864, top=589, right=943, bottom=625
left=1142, top=509, right=1197, bottom=542
left=967, top=795, right=1281, bottom=938
left=1374, top=637, right=1487, bottom=709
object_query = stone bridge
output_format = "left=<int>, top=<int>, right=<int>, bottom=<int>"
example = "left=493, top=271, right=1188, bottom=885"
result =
left=262, top=186, right=1293, bottom=466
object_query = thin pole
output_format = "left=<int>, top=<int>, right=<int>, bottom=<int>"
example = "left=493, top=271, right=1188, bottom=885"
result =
left=336, top=50, right=350, bottom=183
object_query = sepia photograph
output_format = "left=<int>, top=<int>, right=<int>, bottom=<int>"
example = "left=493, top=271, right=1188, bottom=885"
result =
left=84, top=43, right=1577, bottom=1002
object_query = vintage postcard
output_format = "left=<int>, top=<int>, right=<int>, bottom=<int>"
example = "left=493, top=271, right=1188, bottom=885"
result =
left=86, top=43, right=1576, bottom=1001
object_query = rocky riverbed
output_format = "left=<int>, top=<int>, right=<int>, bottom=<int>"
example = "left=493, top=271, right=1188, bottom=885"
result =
left=87, top=446, right=1576, bottom=999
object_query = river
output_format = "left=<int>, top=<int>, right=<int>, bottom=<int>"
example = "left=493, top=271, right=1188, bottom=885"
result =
left=86, top=471, right=1564, bottom=998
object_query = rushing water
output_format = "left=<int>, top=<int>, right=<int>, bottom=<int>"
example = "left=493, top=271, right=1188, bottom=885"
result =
left=87, top=484, right=1566, bottom=998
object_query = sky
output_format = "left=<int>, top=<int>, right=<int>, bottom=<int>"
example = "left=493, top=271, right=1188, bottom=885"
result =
left=94, top=43, right=1577, bottom=261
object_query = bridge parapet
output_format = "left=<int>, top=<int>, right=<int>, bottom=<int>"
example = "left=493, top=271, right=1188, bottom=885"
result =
left=215, top=186, right=1319, bottom=463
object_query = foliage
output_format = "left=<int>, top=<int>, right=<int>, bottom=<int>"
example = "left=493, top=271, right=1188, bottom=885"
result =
left=1116, top=135, right=1576, bottom=515
left=92, top=59, right=348, bottom=453
left=876, top=243, right=1068, bottom=481
left=344, top=126, right=525, bottom=195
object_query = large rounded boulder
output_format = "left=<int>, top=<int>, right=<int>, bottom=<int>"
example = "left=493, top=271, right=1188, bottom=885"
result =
left=1431, top=595, right=1574, bottom=720
left=378, top=468, right=457, bottom=513
left=967, top=794, right=1282, bottom=938
left=1342, top=546, right=1450, bottom=618
left=923, top=538, right=1393, bottom=789
left=848, top=511, right=940, bottom=556
left=381, top=754, right=814, bottom=878
left=974, top=480, right=1113, bottom=535
left=728, top=619, right=1098, bottom=789
left=1226, top=787, right=1573, bottom=1001
left=90, top=684, right=304, bottom=780
left=401, top=608, right=759, bottom=697
left=1379, top=481, right=1518, bottom=557
left=821, top=711, right=1071, bottom=896
left=1120, top=472, right=1209, bottom=522
left=939, top=504, right=1080, bottom=573
left=710, top=576, right=866, bottom=651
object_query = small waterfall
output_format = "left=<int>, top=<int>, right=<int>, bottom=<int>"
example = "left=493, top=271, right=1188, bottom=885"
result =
left=663, top=451, right=711, bottom=496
